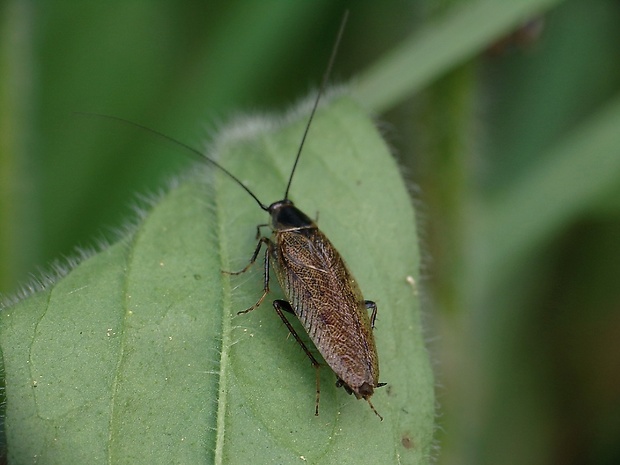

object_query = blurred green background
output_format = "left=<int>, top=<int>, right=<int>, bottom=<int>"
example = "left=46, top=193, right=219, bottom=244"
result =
left=1, top=1, right=619, bottom=464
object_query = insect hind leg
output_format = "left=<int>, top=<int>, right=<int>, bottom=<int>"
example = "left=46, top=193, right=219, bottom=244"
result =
left=273, top=299, right=322, bottom=416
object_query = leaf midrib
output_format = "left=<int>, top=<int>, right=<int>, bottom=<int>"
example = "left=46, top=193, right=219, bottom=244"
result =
left=107, top=234, right=138, bottom=464
left=213, top=171, right=234, bottom=465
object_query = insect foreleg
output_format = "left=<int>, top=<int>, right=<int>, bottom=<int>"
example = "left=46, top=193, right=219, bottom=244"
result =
left=229, top=237, right=273, bottom=314
left=365, top=300, right=378, bottom=329
left=254, top=223, right=270, bottom=239
left=273, top=299, right=322, bottom=416
left=224, top=236, right=271, bottom=276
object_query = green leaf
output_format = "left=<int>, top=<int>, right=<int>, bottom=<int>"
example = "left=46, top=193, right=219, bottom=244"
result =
left=0, top=96, right=434, bottom=464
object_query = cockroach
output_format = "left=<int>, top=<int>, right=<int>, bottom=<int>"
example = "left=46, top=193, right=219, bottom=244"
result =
left=223, top=11, right=385, bottom=420
left=84, top=10, right=384, bottom=420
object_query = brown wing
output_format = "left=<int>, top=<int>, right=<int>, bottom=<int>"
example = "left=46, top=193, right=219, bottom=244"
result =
left=273, top=228, right=379, bottom=392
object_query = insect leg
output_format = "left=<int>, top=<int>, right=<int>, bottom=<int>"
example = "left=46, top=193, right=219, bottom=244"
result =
left=273, top=299, right=322, bottom=416
left=224, top=236, right=271, bottom=276
left=365, top=300, right=378, bottom=329
left=254, top=223, right=269, bottom=239
left=236, top=238, right=273, bottom=314
left=335, top=378, right=354, bottom=395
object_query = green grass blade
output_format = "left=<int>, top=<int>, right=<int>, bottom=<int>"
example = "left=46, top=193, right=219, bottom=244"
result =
left=0, top=1, right=38, bottom=293
left=484, top=93, right=620, bottom=281
left=354, top=0, right=563, bottom=113
left=0, top=96, right=434, bottom=464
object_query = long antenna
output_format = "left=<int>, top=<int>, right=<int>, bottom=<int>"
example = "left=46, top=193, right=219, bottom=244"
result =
left=77, top=11, right=349, bottom=211
left=283, top=10, right=349, bottom=200
left=76, top=112, right=270, bottom=210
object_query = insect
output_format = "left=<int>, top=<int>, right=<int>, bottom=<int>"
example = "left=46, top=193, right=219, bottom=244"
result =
left=85, top=10, right=384, bottom=420
left=222, top=11, right=385, bottom=420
